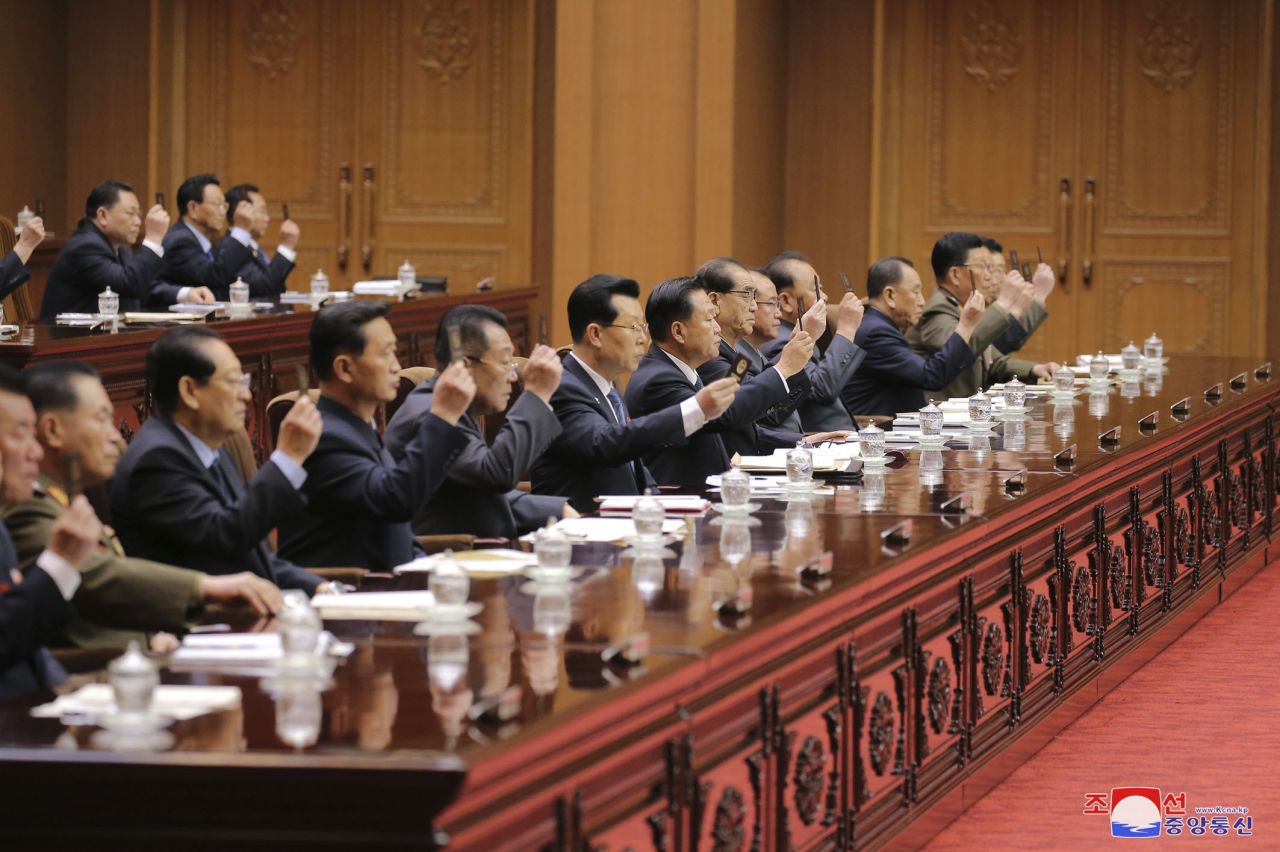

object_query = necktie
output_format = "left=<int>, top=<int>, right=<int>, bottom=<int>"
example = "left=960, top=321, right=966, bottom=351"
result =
left=605, top=388, right=627, bottom=425
left=205, top=247, right=215, bottom=263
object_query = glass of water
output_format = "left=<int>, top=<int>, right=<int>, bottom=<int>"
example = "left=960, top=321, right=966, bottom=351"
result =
left=720, top=467, right=752, bottom=512
left=786, top=445, right=813, bottom=488
left=968, top=390, right=992, bottom=427
left=1003, top=375, right=1026, bottom=409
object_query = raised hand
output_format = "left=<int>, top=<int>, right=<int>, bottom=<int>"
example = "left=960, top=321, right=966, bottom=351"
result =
left=776, top=330, right=815, bottom=378
left=695, top=376, right=738, bottom=419
left=276, top=391, right=323, bottom=465
left=14, top=216, right=45, bottom=263
left=956, top=291, right=986, bottom=341
left=834, top=293, right=864, bottom=339
left=1031, top=262, right=1055, bottom=304
left=47, top=495, right=102, bottom=568
left=430, top=359, right=477, bottom=425
left=521, top=344, right=564, bottom=403
left=143, top=204, right=171, bottom=244
left=278, top=218, right=301, bottom=250
left=800, top=294, right=828, bottom=339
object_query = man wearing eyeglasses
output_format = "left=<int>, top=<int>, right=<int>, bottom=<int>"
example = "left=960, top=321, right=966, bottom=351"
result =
left=158, top=173, right=252, bottom=299
left=906, top=231, right=1057, bottom=400
left=531, top=274, right=740, bottom=512
left=384, top=305, right=574, bottom=539
left=110, top=326, right=330, bottom=594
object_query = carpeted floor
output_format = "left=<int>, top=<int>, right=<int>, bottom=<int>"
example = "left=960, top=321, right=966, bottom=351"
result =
left=920, top=561, right=1278, bottom=850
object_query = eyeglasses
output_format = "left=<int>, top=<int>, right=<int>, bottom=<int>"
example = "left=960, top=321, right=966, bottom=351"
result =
left=756, top=298, right=779, bottom=309
left=606, top=322, right=648, bottom=336
left=466, top=355, right=518, bottom=376
left=726, top=288, right=758, bottom=303
left=211, top=372, right=251, bottom=391
left=959, top=263, right=997, bottom=275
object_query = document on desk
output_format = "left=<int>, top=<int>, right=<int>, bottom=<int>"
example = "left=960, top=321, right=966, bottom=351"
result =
left=31, top=684, right=242, bottom=722
left=597, top=495, right=710, bottom=515
left=310, top=590, right=437, bottom=620
left=394, top=548, right=536, bottom=576
left=521, top=517, right=687, bottom=544
left=169, top=631, right=353, bottom=668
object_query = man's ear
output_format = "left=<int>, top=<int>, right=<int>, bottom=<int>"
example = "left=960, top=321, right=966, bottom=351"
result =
left=177, top=375, right=202, bottom=411
left=584, top=323, right=604, bottom=350
left=331, top=355, right=355, bottom=385
left=670, top=321, right=687, bottom=345
left=881, top=286, right=897, bottom=311
left=36, top=411, right=64, bottom=451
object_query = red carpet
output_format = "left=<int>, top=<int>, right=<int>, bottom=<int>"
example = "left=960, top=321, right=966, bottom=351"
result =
left=920, top=561, right=1279, bottom=850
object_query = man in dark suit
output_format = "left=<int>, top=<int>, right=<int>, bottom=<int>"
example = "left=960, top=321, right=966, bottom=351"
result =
left=217, top=183, right=299, bottom=298
left=694, top=257, right=819, bottom=454
left=1, top=212, right=44, bottom=302
left=40, top=181, right=214, bottom=318
left=623, top=275, right=813, bottom=489
left=5, top=361, right=282, bottom=650
left=110, top=326, right=328, bottom=594
left=530, top=275, right=738, bottom=513
left=385, top=305, right=572, bottom=538
left=277, top=301, right=474, bottom=571
left=159, top=173, right=255, bottom=299
left=840, top=257, right=985, bottom=417
left=758, top=253, right=866, bottom=432
left=0, top=363, right=102, bottom=699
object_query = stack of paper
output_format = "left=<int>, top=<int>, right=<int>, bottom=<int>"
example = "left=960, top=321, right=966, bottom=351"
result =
left=733, top=449, right=842, bottom=472
left=55, top=313, right=101, bottom=327
left=124, top=312, right=205, bottom=324
left=598, top=495, right=709, bottom=515
left=353, top=281, right=416, bottom=296
left=169, top=631, right=352, bottom=669
left=394, top=548, right=536, bottom=575
left=168, top=303, right=223, bottom=314
left=521, top=516, right=687, bottom=543
left=31, top=684, right=242, bottom=722
left=310, top=590, right=437, bottom=621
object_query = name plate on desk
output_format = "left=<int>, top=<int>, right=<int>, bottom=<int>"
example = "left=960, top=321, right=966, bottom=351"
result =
left=1054, top=444, right=1077, bottom=468
left=1255, top=361, right=1271, bottom=380
left=1171, top=397, right=1192, bottom=418
left=1138, top=411, right=1159, bottom=434
left=1230, top=372, right=1248, bottom=392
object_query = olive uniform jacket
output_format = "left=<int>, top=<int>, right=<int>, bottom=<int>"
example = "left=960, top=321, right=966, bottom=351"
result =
left=906, top=288, right=1048, bottom=400
left=1, top=474, right=204, bottom=648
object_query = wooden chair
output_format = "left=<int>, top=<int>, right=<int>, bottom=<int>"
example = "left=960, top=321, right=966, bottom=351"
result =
left=224, top=425, right=259, bottom=484
left=0, top=216, right=36, bottom=324
left=387, top=365, right=436, bottom=423
left=266, top=388, right=321, bottom=448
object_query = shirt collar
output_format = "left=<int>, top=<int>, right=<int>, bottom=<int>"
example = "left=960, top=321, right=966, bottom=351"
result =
left=175, top=422, right=219, bottom=469
left=657, top=346, right=701, bottom=386
left=569, top=352, right=615, bottom=398
left=183, top=220, right=213, bottom=254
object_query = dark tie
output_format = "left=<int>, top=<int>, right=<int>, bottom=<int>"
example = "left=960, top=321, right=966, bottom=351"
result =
left=205, top=247, right=215, bottom=263
left=605, top=387, right=627, bottom=425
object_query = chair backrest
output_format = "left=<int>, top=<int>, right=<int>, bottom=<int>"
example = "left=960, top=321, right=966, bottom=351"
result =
left=0, top=216, right=33, bottom=324
left=266, top=388, right=321, bottom=448
left=224, top=425, right=260, bottom=483
left=387, top=365, right=437, bottom=423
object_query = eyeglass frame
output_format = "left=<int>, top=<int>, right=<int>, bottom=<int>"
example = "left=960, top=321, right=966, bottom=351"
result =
left=605, top=322, right=648, bottom=336
left=466, top=355, right=519, bottom=377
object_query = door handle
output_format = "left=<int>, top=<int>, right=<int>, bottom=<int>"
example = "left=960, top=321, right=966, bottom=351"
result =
left=337, top=163, right=351, bottom=271
left=1057, top=177, right=1072, bottom=288
left=361, top=163, right=376, bottom=274
left=1082, top=177, right=1096, bottom=286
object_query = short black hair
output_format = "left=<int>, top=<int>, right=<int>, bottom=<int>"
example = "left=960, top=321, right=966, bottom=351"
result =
left=433, top=304, right=508, bottom=367
left=84, top=180, right=134, bottom=220
left=310, top=300, right=392, bottom=380
left=982, top=237, right=1004, bottom=255
left=177, top=173, right=221, bottom=215
left=224, top=183, right=260, bottom=228
left=0, top=363, right=27, bottom=398
left=645, top=276, right=705, bottom=344
left=693, top=257, right=747, bottom=295
left=930, top=231, right=984, bottom=283
left=567, top=274, right=640, bottom=342
left=866, top=256, right=915, bottom=299
left=27, top=361, right=101, bottom=414
left=147, top=326, right=223, bottom=415
left=762, top=250, right=813, bottom=292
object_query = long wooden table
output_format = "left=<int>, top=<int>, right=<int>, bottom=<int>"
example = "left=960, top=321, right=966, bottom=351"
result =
left=0, top=353, right=1275, bottom=850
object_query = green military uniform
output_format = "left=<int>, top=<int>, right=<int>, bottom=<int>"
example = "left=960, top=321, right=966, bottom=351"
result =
left=1, top=474, right=204, bottom=649
left=906, top=288, right=1049, bottom=400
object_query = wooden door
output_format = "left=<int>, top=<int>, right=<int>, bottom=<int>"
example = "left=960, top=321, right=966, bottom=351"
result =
left=182, top=0, right=360, bottom=288
left=1073, top=0, right=1270, bottom=358
left=354, top=0, right=534, bottom=293
left=878, top=0, right=1083, bottom=364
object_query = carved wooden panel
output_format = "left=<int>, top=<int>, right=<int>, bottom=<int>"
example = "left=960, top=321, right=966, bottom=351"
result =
left=378, top=0, right=507, bottom=222
left=1093, top=258, right=1227, bottom=355
left=925, top=0, right=1059, bottom=229
left=1100, top=0, right=1233, bottom=234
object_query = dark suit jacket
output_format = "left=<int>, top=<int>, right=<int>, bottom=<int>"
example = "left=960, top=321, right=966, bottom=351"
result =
left=385, top=381, right=567, bottom=538
left=531, top=355, right=684, bottom=512
left=216, top=236, right=294, bottom=299
left=109, top=415, right=321, bottom=593
left=277, top=395, right=468, bottom=571
left=0, top=524, right=71, bottom=699
left=623, top=344, right=799, bottom=488
left=840, top=306, right=977, bottom=417
left=40, top=220, right=183, bottom=317
left=160, top=222, right=252, bottom=293
left=0, top=250, right=30, bottom=303
left=761, top=321, right=864, bottom=432
left=697, top=339, right=813, bottom=457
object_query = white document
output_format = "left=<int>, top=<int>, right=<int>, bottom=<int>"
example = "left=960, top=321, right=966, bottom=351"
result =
left=170, top=631, right=351, bottom=666
left=522, top=517, right=687, bottom=543
left=394, top=548, right=536, bottom=576
left=30, top=684, right=242, bottom=722
left=597, top=495, right=709, bottom=514
left=310, top=590, right=437, bottom=620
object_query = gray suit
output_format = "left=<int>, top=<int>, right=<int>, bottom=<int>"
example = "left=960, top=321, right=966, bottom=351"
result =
left=760, top=322, right=863, bottom=431
left=384, top=379, right=568, bottom=539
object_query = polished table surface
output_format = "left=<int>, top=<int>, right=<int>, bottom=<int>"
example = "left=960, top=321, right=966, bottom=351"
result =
left=0, top=354, right=1275, bottom=850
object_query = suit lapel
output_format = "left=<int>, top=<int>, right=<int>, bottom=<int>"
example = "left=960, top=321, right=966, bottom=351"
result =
left=563, top=356, right=614, bottom=421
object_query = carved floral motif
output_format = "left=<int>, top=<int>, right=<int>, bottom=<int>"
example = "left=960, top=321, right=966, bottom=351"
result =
left=245, top=0, right=301, bottom=80
left=792, top=736, right=825, bottom=826
left=1229, top=472, right=1248, bottom=530
left=1138, top=0, right=1202, bottom=92
left=981, top=622, right=1003, bottom=696
left=1071, top=566, right=1093, bottom=633
left=1174, top=504, right=1193, bottom=566
left=416, top=0, right=477, bottom=82
left=711, top=786, right=746, bottom=852
left=927, top=657, right=951, bottom=735
left=868, top=692, right=894, bottom=777
left=959, top=1, right=1023, bottom=91
left=1029, top=594, right=1050, bottom=664
left=1142, top=523, right=1162, bottom=586
left=1108, top=546, right=1127, bottom=609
